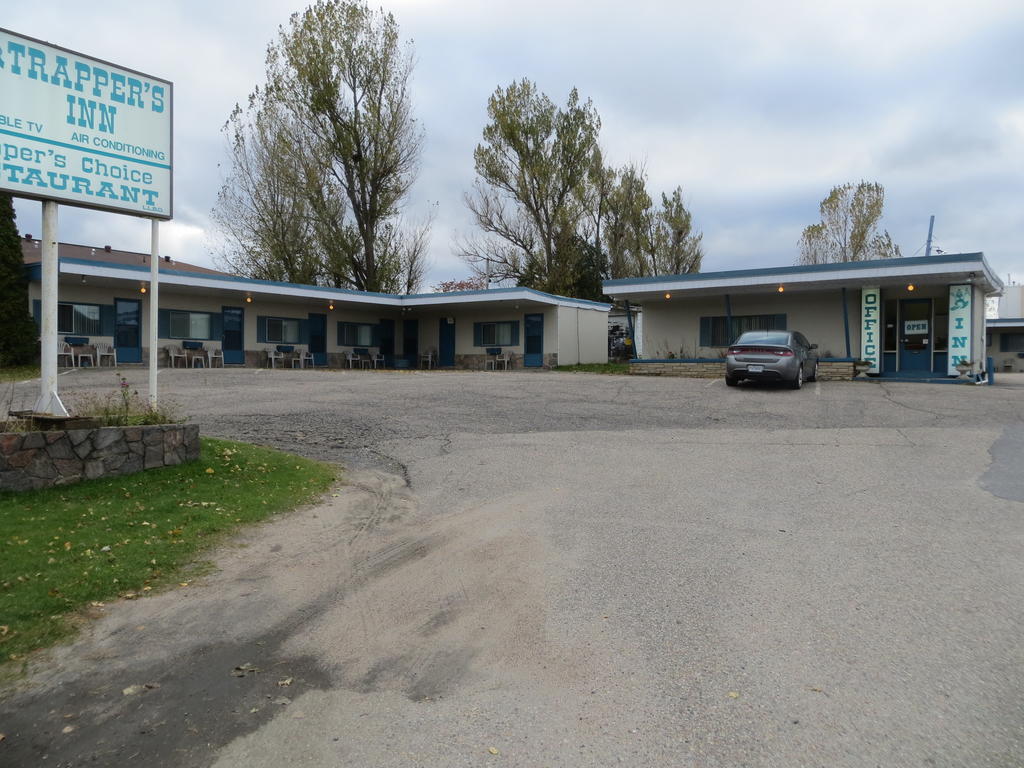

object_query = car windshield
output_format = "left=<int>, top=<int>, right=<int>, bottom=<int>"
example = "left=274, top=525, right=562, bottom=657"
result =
left=736, top=331, right=790, bottom=345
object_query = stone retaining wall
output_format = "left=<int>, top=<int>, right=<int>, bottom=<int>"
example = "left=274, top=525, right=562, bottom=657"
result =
left=629, top=360, right=726, bottom=377
left=816, top=360, right=855, bottom=381
left=0, top=424, right=200, bottom=492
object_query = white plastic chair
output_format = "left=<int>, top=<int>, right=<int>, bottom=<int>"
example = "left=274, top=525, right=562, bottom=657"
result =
left=371, top=351, right=386, bottom=369
left=57, top=342, right=74, bottom=368
left=420, top=350, right=434, bottom=369
left=299, top=350, right=314, bottom=368
left=207, top=348, right=224, bottom=368
left=166, top=345, right=187, bottom=368
left=495, top=351, right=511, bottom=370
left=345, top=350, right=361, bottom=369
left=97, top=344, right=117, bottom=367
left=266, top=347, right=283, bottom=368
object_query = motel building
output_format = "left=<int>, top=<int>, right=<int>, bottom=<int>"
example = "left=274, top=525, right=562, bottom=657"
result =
left=988, top=283, right=1024, bottom=374
left=602, top=253, right=1004, bottom=382
left=22, top=238, right=610, bottom=371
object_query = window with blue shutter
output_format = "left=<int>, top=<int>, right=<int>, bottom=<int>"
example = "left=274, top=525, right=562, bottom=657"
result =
left=699, top=314, right=787, bottom=347
left=337, top=322, right=377, bottom=346
left=472, top=321, right=519, bottom=346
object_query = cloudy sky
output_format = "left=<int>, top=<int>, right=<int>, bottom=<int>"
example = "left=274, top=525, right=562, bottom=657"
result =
left=8, top=0, right=1024, bottom=288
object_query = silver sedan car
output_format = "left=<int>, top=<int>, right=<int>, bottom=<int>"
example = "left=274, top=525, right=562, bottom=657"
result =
left=725, top=330, right=818, bottom=389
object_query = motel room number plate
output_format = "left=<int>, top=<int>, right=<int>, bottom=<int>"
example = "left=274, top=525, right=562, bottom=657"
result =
left=747, top=364, right=764, bottom=373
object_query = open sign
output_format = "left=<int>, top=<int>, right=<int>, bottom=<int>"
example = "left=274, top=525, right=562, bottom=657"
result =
left=904, top=320, right=929, bottom=335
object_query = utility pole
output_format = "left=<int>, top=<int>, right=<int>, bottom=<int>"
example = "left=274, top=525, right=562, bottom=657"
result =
left=924, top=215, right=935, bottom=258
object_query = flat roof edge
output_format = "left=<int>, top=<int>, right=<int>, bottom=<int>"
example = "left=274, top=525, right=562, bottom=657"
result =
left=50, top=257, right=610, bottom=310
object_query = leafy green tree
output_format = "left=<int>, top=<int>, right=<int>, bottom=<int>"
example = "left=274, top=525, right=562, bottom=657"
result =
left=602, top=165, right=702, bottom=278
left=799, top=181, right=901, bottom=264
left=462, top=80, right=704, bottom=292
left=0, top=193, right=38, bottom=366
left=213, top=0, right=430, bottom=293
left=461, top=79, right=600, bottom=291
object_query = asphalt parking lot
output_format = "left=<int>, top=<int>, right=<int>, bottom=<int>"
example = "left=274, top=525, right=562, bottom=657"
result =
left=3, top=369, right=1023, bottom=767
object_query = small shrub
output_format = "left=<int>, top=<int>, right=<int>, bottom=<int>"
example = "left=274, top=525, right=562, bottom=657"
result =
left=68, top=373, right=183, bottom=426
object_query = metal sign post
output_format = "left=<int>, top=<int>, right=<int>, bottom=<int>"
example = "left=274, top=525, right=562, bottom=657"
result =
left=33, top=201, right=68, bottom=416
left=149, top=220, right=160, bottom=406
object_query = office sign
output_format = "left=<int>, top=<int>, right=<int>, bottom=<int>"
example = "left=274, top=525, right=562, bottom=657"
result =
left=861, top=287, right=880, bottom=374
left=947, top=284, right=972, bottom=375
left=0, top=28, right=172, bottom=218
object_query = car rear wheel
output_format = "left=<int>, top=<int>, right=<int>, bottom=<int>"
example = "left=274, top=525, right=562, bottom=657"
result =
left=790, top=365, right=803, bottom=390
left=725, top=375, right=738, bottom=387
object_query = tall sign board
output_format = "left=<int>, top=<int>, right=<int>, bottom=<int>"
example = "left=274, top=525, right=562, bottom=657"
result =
left=947, top=284, right=972, bottom=375
left=860, top=287, right=881, bottom=374
left=0, top=28, right=172, bottom=218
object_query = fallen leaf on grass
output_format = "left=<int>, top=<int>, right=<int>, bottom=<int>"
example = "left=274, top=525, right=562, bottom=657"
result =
left=205, top=468, right=216, bottom=474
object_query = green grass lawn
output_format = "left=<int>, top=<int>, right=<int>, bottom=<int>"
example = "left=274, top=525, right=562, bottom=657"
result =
left=0, top=365, right=39, bottom=383
left=0, top=437, right=335, bottom=665
left=553, top=363, right=630, bottom=375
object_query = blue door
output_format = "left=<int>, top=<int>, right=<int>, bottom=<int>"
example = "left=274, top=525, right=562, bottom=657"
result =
left=899, top=299, right=931, bottom=372
left=114, top=297, right=142, bottom=363
left=524, top=313, right=544, bottom=367
left=379, top=318, right=395, bottom=366
left=308, top=313, right=327, bottom=366
left=222, top=306, right=244, bottom=365
left=403, top=318, right=419, bottom=366
left=439, top=318, right=455, bottom=367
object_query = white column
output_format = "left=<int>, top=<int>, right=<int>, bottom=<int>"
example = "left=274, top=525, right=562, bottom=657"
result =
left=148, top=219, right=159, bottom=406
left=34, top=201, right=68, bottom=416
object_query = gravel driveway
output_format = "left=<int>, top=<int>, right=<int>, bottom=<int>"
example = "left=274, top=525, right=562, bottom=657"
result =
left=2, top=368, right=1022, bottom=767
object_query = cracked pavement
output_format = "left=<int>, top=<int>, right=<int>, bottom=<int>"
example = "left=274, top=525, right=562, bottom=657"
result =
left=2, top=368, right=1022, bottom=767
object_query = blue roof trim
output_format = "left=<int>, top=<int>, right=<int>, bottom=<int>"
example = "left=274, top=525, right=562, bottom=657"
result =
left=53, top=256, right=612, bottom=309
left=603, top=253, right=987, bottom=287
left=987, top=317, right=1024, bottom=323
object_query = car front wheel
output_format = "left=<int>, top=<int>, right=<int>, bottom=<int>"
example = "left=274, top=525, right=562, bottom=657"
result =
left=725, top=375, right=738, bottom=387
left=808, top=361, right=819, bottom=382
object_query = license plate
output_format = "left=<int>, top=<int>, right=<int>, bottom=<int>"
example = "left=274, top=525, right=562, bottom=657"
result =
left=747, top=364, right=764, bottom=373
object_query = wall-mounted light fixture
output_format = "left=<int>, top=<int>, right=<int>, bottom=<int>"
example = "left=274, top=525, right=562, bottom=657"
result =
left=664, top=292, right=672, bottom=300
left=140, top=284, right=147, bottom=294
left=245, top=295, right=253, bottom=303
left=328, top=301, right=335, bottom=310
left=907, top=284, right=915, bottom=292
left=80, top=275, right=87, bottom=285
left=777, top=285, right=785, bottom=293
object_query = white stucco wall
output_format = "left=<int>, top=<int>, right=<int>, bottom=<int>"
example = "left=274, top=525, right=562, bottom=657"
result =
left=642, top=290, right=859, bottom=359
